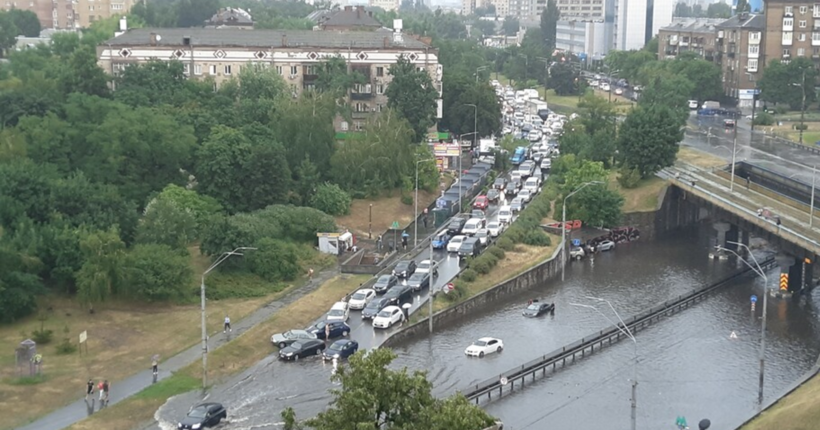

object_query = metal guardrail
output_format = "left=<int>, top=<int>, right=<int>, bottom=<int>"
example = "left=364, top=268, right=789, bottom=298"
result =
left=461, top=258, right=775, bottom=403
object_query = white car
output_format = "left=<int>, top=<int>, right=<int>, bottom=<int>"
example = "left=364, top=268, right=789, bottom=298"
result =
left=475, top=229, right=490, bottom=246
left=601, top=83, right=611, bottom=92
left=598, top=240, right=616, bottom=251
left=448, top=235, right=466, bottom=252
left=614, top=88, right=623, bottom=95
left=498, top=206, right=513, bottom=224
left=540, top=158, right=552, bottom=171
left=517, top=189, right=533, bottom=203
left=372, top=305, right=404, bottom=329
left=327, top=301, right=349, bottom=322
left=416, top=259, right=439, bottom=275
left=461, top=218, right=486, bottom=235
left=348, top=289, right=376, bottom=310
left=524, top=177, right=540, bottom=193
left=465, top=337, right=504, bottom=358
left=487, top=221, right=504, bottom=237
left=509, top=171, right=523, bottom=183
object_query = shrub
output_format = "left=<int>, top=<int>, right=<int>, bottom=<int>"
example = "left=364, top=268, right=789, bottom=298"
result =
left=123, top=244, right=192, bottom=302
left=460, top=268, right=478, bottom=282
left=442, top=280, right=468, bottom=302
left=249, top=238, right=301, bottom=282
left=617, top=166, right=642, bottom=189
left=497, top=237, right=515, bottom=251
left=400, top=193, right=413, bottom=206
left=794, top=123, right=809, bottom=131
left=31, top=328, right=53, bottom=345
left=55, top=338, right=77, bottom=355
left=753, top=112, right=775, bottom=126
left=522, top=230, right=552, bottom=246
left=774, top=105, right=788, bottom=115
left=469, top=256, right=492, bottom=275
left=310, top=183, right=352, bottom=216
left=488, top=246, right=505, bottom=260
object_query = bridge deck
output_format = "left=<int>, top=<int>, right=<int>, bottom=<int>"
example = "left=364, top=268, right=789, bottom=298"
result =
left=661, top=161, right=820, bottom=256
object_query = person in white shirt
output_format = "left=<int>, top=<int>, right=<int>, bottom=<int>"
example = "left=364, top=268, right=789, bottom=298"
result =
left=224, top=315, right=231, bottom=333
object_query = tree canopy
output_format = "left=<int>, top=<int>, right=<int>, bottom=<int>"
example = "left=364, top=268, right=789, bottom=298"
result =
left=386, top=55, right=439, bottom=143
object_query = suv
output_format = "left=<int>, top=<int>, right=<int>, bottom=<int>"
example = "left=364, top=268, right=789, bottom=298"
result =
left=458, top=237, right=482, bottom=258
left=505, top=181, right=520, bottom=196
left=393, top=260, right=417, bottom=278
left=461, top=218, right=486, bottom=235
left=448, top=217, right=468, bottom=234
left=493, top=177, right=508, bottom=190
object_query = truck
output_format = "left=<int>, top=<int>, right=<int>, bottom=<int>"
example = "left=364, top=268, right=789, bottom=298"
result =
left=478, top=138, right=496, bottom=155
left=526, top=99, right=548, bottom=116
left=701, top=100, right=720, bottom=110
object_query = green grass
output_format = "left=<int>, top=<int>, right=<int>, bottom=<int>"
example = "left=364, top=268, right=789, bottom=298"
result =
left=133, top=373, right=200, bottom=400
left=7, top=374, right=49, bottom=386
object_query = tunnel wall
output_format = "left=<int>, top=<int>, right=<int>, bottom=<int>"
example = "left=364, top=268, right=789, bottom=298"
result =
left=621, top=183, right=703, bottom=241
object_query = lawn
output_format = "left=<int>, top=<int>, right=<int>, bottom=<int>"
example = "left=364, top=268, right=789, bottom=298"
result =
left=741, top=371, right=820, bottom=430
left=335, top=188, right=446, bottom=239
left=765, top=121, right=820, bottom=146
left=65, top=273, right=370, bottom=430
left=608, top=172, right=668, bottom=213
left=677, top=146, right=729, bottom=170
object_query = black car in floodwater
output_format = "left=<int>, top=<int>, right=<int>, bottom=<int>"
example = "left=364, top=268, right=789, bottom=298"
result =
left=522, top=300, right=555, bottom=317
left=177, top=403, right=227, bottom=429
left=279, top=339, right=326, bottom=361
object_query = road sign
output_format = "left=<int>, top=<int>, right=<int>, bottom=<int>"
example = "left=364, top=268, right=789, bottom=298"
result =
left=500, top=376, right=508, bottom=385
left=572, top=239, right=581, bottom=247
left=79, top=330, right=87, bottom=344
left=443, top=283, right=454, bottom=294
left=750, top=295, right=758, bottom=303
left=391, top=221, right=400, bottom=229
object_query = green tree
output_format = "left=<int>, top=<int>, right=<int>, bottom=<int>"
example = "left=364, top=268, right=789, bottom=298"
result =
left=617, top=105, right=683, bottom=178
left=670, top=57, right=722, bottom=103
left=706, top=2, right=731, bottom=18
left=36, top=222, right=85, bottom=293
left=248, top=237, right=300, bottom=282
left=8, top=9, right=40, bottom=37
left=274, top=92, right=337, bottom=171
left=314, top=55, right=365, bottom=95
left=566, top=185, right=624, bottom=228
left=75, top=227, right=125, bottom=304
left=220, top=64, right=286, bottom=126
left=0, top=242, right=43, bottom=322
left=758, top=58, right=817, bottom=109
left=385, top=55, right=438, bottom=143
left=136, top=198, right=198, bottom=249
left=114, top=60, right=192, bottom=107
left=310, top=183, right=352, bottom=216
left=123, top=244, right=192, bottom=301
left=176, top=0, right=220, bottom=27
left=643, top=36, right=659, bottom=57
left=502, top=17, right=519, bottom=36
left=440, top=72, right=501, bottom=137
left=294, top=156, right=321, bottom=205
left=58, top=45, right=110, bottom=97
left=0, top=12, right=19, bottom=55
left=540, top=0, right=560, bottom=52
left=549, top=61, right=580, bottom=95
left=153, top=184, right=224, bottom=229
left=301, top=348, right=496, bottom=430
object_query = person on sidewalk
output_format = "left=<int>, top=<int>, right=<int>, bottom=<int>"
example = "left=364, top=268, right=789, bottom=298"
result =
left=307, top=268, right=314, bottom=281
left=85, top=379, right=94, bottom=401
left=224, top=315, right=231, bottom=333
left=152, top=358, right=158, bottom=376
left=98, top=380, right=104, bottom=402
left=102, top=380, right=110, bottom=405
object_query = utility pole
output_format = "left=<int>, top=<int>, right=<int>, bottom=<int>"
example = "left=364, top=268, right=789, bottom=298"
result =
left=800, top=69, right=807, bottom=145
left=428, top=240, right=435, bottom=334
left=811, top=165, right=817, bottom=228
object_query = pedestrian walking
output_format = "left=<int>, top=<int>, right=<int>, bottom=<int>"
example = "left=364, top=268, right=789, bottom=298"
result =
left=776, top=216, right=782, bottom=232
left=325, top=323, right=331, bottom=340
left=152, top=358, right=158, bottom=376
left=102, top=380, right=110, bottom=405
left=308, top=268, right=314, bottom=281
left=746, top=177, right=751, bottom=189
left=224, top=315, right=231, bottom=333
left=98, top=380, right=104, bottom=401
left=85, top=379, right=94, bottom=401
left=377, top=234, right=383, bottom=251
left=422, top=216, right=428, bottom=228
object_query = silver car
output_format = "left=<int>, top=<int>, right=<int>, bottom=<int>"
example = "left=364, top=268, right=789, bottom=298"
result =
left=271, top=329, right=317, bottom=349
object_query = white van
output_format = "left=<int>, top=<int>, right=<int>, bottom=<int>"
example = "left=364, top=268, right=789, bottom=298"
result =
left=498, top=206, right=513, bottom=224
left=461, top=218, right=486, bottom=236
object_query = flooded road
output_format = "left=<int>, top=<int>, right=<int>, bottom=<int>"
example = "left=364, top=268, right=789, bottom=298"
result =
left=154, top=226, right=820, bottom=430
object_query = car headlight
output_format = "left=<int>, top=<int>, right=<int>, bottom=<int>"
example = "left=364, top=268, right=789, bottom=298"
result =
left=334, top=354, right=340, bottom=358
left=192, top=424, right=202, bottom=430
left=286, top=352, right=293, bottom=356
left=178, top=424, right=182, bottom=429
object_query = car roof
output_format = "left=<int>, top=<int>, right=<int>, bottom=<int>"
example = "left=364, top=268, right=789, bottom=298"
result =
left=330, top=301, right=347, bottom=310
left=355, top=288, right=375, bottom=294
left=500, top=205, right=511, bottom=210
left=466, top=218, right=482, bottom=224
left=477, top=337, right=498, bottom=342
left=451, top=235, right=466, bottom=240
left=377, top=274, right=394, bottom=280
left=195, top=402, right=223, bottom=409
left=382, top=305, right=401, bottom=312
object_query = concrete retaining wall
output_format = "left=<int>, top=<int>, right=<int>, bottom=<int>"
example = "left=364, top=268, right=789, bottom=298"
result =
left=382, top=246, right=563, bottom=348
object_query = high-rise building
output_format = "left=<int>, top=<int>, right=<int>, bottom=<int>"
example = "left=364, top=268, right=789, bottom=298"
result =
left=74, top=0, right=135, bottom=28
left=555, top=20, right=608, bottom=59
left=613, top=0, right=673, bottom=50
left=370, top=0, right=400, bottom=12
left=0, top=0, right=74, bottom=29
left=555, top=0, right=605, bottom=21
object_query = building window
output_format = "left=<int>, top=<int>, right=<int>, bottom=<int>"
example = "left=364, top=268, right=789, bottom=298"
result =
left=111, top=3, right=123, bottom=10
left=209, top=65, right=216, bottom=75
left=749, top=45, right=760, bottom=55
left=784, top=48, right=791, bottom=56
left=377, top=103, right=384, bottom=112
left=799, top=47, right=806, bottom=56
left=815, top=47, right=820, bottom=55
left=376, top=84, right=384, bottom=94
left=275, top=65, right=283, bottom=75
left=815, top=4, right=820, bottom=18
left=749, top=31, right=761, bottom=43
left=290, top=65, right=298, bottom=75
left=224, top=65, right=232, bottom=75
left=784, top=17, right=794, bottom=29
left=800, top=32, right=807, bottom=41
left=802, top=5, right=808, bottom=14
left=354, top=121, right=363, bottom=131
left=801, top=20, right=807, bottom=28
left=354, top=102, right=368, bottom=112
left=747, top=59, right=758, bottom=73
left=783, top=31, right=794, bottom=43
left=813, top=31, right=820, bottom=41
left=786, top=6, right=793, bottom=14
left=340, top=121, right=349, bottom=131
left=194, top=64, right=202, bottom=75
left=376, top=66, right=384, bottom=77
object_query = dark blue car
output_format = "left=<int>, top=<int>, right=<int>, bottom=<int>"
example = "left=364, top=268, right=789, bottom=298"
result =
left=305, top=320, right=351, bottom=340
left=432, top=231, right=451, bottom=249
left=322, top=339, right=359, bottom=360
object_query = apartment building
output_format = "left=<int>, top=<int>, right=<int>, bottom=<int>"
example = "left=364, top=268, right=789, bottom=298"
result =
left=490, top=0, right=509, bottom=18
left=369, top=0, right=399, bottom=12
left=461, top=0, right=476, bottom=15
left=614, top=0, right=674, bottom=50
left=97, top=27, right=443, bottom=133
left=658, top=18, right=724, bottom=61
left=555, top=20, right=608, bottom=59
left=1, top=0, right=74, bottom=29
left=716, top=13, right=764, bottom=107
left=763, top=1, right=820, bottom=67
left=555, top=0, right=605, bottom=21
left=74, top=0, right=135, bottom=28
left=320, top=6, right=382, bottom=31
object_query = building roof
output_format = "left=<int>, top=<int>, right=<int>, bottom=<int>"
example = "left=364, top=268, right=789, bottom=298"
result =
left=322, top=6, right=382, bottom=28
left=659, top=18, right=726, bottom=34
left=104, top=28, right=431, bottom=50
left=306, top=9, right=333, bottom=23
left=715, top=13, right=764, bottom=30
left=206, top=7, right=254, bottom=27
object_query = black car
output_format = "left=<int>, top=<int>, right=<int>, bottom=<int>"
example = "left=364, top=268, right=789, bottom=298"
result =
left=323, top=339, right=359, bottom=361
left=393, top=260, right=417, bottom=278
left=522, top=300, right=555, bottom=317
left=362, top=297, right=391, bottom=319
left=373, top=274, right=399, bottom=294
left=486, top=188, right=501, bottom=202
left=405, top=272, right=430, bottom=291
left=384, top=285, right=413, bottom=306
left=505, top=181, right=520, bottom=196
left=493, top=177, right=508, bottom=190
left=448, top=217, right=468, bottom=234
left=458, top=237, right=482, bottom=258
left=177, top=403, right=227, bottom=429
left=279, top=339, right=326, bottom=360
left=305, top=320, right=351, bottom=340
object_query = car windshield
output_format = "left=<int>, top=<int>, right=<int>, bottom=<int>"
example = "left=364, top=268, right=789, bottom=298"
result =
left=527, top=304, right=541, bottom=311
left=329, top=343, right=344, bottom=352
left=329, top=309, right=344, bottom=316
left=351, top=292, right=366, bottom=300
left=188, top=407, right=208, bottom=418
left=473, top=340, right=488, bottom=346
left=410, top=274, right=425, bottom=281
left=461, top=244, right=474, bottom=250
left=291, top=342, right=303, bottom=349
left=283, top=330, right=297, bottom=339
left=377, top=309, right=394, bottom=318
left=435, top=235, right=446, bottom=241
left=418, top=262, right=430, bottom=269
left=477, top=231, right=487, bottom=237
left=378, top=275, right=392, bottom=283
left=500, top=211, right=510, bottom=216
left=452, top=237, right=463, bottom=243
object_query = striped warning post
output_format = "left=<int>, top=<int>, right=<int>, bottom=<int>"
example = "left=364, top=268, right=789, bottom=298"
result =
left=780, top=273, right=789, bottom=291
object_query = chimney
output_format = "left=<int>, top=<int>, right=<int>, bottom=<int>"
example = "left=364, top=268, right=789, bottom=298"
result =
left=281, top=34, right=287, bottom=47
left=119, top=16, right=127, bottom=32
left=149, top=32, right=158, bottom=46
left=383, top=36, right=390, bottom=48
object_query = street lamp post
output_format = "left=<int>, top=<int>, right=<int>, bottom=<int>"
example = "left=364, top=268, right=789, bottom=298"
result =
left=415, top=158, right=435, bottom=248
left=811, top=165, right=817, bottom=228
left=716, top=241, right=768, bottom=406
left=201, top=247, right=256, bottom=389
left=458, top=132, right=478, bottom=212
left=746, top=72, right=757, bottom=131
left=562, top=181, right=603, bottom=281
left=570, top=299, right=638, bottom=430
left=428, top=239, right=435, bottom=334
left=730, top=124, right=738, bottom=191
left=791, top=70, right=808, bottom=144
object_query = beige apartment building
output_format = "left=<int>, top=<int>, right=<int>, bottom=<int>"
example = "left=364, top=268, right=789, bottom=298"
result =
left=658, top=18, right=723, bottom=61
left=75, top=0, right=135, bottom=28
left=97, top=27, right=443, bottom=133
left=763, top=0, right=820, bottom=66
left=1, top=0, right=73, bottom=29
left=716, top=13, right=764, bottom=107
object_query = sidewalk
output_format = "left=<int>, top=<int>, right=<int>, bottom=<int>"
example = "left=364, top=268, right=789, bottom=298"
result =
left=16, top=268, right=340, bottom=430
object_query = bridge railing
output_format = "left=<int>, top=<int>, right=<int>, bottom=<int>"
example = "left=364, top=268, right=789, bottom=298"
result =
left=461, top=258, right=775, bottom=401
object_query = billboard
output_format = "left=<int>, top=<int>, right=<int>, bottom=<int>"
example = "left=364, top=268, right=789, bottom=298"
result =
left=555, top=0, right=605, bottom=21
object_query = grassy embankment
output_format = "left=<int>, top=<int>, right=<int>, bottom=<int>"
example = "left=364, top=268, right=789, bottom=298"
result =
left=741, top=370, right=820, bottom=430
left=64, top=273, right=370, bottom=430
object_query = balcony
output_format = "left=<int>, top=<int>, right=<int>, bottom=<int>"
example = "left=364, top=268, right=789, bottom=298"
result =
left=350, top=92, right=373, bottom=100
left=352, top=111, right=370, bottom=119
left=727, top=51, right=736, bottom=58
left=303, top=74, right=318, bottom=82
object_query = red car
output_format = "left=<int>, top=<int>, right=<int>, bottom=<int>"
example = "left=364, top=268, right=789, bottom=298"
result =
left=473, top=195, right=489, bottom=210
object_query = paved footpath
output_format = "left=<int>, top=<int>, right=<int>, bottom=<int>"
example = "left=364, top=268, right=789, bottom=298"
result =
left=17, top=268, right=341, bottom=430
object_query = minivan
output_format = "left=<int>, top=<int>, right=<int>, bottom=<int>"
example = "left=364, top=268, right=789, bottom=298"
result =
left=461, top=218, right=486, bottom=235
left=498, top=206, right=513, bottom=224
left=458, top=237, right=482, bottom=258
